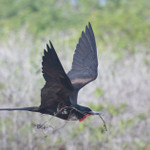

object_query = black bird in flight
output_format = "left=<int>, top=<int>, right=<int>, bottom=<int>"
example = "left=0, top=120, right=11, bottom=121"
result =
left=0, top=23, right=102, bottom=122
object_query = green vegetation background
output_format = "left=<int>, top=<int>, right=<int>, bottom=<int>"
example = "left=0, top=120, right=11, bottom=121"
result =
left=1, top=0, right=150, bottom=53
left=0, top=0, right=150, bottom=150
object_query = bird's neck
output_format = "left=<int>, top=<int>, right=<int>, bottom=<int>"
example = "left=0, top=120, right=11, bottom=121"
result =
left=71, top=103, right=87, bottom=112
left=71, top=103, right=82, bottom=110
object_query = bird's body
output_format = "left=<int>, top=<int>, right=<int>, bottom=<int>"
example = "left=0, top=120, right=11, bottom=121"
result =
left=0, top=23, right=101, bottom=122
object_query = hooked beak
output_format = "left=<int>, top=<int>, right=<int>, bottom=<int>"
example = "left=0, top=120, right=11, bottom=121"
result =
left=88, top=110, right=102, bottom=115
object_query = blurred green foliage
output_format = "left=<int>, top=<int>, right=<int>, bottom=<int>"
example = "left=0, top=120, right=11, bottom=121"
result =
left=94, top=88, right=104, bottom=97
left=89, top=102, right=127, bottom=115
left=0, top=0, right=150, bottom=55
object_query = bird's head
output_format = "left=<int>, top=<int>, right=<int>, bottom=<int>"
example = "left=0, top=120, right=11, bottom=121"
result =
left=72, top=104, right=100, bottom=115
left=77, top=105, right=99, bottom=115
left=75, top=105, right=100, bottom=122
left=71, top=103, right=101, bottom=121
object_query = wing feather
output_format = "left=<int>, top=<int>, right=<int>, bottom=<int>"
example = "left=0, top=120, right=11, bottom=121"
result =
left=40, top=41, right=74, bottom=110
left=67, top=22, right=98, bottom=92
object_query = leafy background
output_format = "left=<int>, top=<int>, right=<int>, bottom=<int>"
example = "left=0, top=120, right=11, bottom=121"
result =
left=0, top=0, right=150, bottom=150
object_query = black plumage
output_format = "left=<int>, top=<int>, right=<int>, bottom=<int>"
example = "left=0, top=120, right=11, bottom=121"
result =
left=0, top=23, right=101, bottom=122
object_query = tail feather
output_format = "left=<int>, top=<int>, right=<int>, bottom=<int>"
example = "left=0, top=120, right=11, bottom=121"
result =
left=0, top=107, right=39, bottom=112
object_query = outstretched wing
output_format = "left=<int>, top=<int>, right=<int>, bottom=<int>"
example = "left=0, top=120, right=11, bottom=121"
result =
left=67, top=22, right=98, bottom=91
left=40, top=41, right=74, bottom=112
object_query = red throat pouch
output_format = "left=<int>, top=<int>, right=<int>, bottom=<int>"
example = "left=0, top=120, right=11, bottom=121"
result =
left=79, top=114, right=91, bottom=122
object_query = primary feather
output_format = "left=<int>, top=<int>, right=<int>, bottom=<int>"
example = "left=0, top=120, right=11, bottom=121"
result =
left=68, top=22, right=98, bottom=104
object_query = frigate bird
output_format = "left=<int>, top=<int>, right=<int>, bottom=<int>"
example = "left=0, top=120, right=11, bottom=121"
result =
left=0, top=23, right=103, bottom=123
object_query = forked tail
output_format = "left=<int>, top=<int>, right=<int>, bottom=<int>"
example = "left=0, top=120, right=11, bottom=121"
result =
left=0, top=107, right=39, bottom=112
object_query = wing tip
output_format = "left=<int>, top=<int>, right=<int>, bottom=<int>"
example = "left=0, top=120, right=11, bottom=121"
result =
left=49, top=40, right=54, bottom=49
left=88, top=22, right=91, bottom=26
left=85, top=22, right=92, bottom=31
left=46, top=43, right=50, bottom=51
left=81, top=22, right=93, bottom=39
left=88, top=22, right=92, bottom=29
left=86, top=22, right=93, bottom=34
left=43, top=41, right=55, bottom=58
